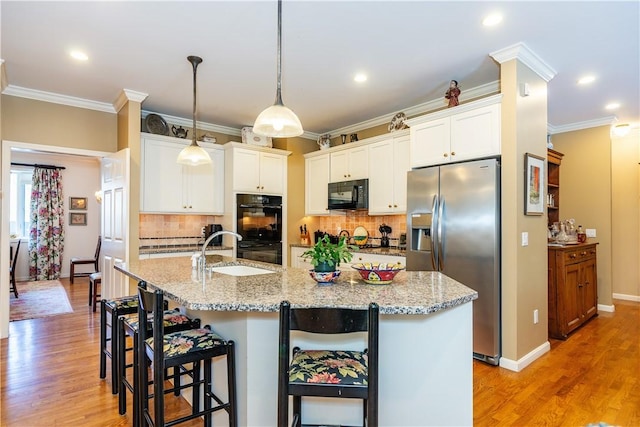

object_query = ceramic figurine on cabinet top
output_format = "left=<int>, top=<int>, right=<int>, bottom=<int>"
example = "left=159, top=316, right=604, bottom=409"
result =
left=445, top=80, right=461, bottom=107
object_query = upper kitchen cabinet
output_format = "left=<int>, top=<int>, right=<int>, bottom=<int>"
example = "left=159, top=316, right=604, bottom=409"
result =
left=407, top=94, right=502, bottom=168
left=140, top=134, right=224, bottom=214
left=224, top=142, right=291, bottom=195
left=305, top=153, right=330, bottom=215
left=368, top=132, right=410, bottom=214
left=330, top=145, right=369, bottom=182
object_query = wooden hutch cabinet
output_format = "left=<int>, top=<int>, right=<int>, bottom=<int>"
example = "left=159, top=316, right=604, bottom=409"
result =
left=548, top=243, right=598, bottom=339
left=547, top=149, right=563, bottom=225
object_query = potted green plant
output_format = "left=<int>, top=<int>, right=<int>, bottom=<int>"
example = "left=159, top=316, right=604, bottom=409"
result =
left=301, top=235, right=357, bottom=272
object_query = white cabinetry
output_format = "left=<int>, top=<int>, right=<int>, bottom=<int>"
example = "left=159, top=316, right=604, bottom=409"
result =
left=305, top=153, right=330, bottom=215
left=140, top=134, right=224, bottom=214
left=407, top=95, right=502, bottom=168
left=368, top=134, right=410, bottom=214
left=290, top=246, right=313, bottom=269
left=226, top=143, right=288, bottom=195
left=330, top=145, right=369, bottom=182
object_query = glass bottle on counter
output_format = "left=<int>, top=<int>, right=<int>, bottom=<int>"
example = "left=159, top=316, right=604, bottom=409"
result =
left=577, top=225, right=587, bottom=243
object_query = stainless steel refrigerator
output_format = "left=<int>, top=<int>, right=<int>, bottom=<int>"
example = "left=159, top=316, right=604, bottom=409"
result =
left=406, top=158, right=501, bottom=365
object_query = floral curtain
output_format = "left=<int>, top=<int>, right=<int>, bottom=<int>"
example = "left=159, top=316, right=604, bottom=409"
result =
left=28, top=167, right=65, bottom=280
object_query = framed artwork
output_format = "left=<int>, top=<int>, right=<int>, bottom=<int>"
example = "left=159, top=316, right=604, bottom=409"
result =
left=70, top=197, right=87, bottom=210
left=525, top=153, right=545, bottom=215
left=70, top=212, right=87, bottom=226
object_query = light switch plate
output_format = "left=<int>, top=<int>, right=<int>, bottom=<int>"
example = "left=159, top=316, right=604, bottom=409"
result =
left=586, top=228, right=596, bottom=237
left=521, top=232, right=528, bottom=246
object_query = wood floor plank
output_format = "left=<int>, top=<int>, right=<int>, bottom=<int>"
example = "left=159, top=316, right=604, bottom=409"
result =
left=2, top=278, right=638, bottom=426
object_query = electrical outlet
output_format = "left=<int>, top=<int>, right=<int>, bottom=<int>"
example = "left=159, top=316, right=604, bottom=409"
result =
left=533, top=309, right=539, bottom=324
left=521, top=232, right=529, bottom=246
left=586, top=228, right=596, bottom=238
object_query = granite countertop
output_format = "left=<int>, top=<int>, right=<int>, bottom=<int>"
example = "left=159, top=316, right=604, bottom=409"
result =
left=115, top=256, right=476, bottom=316
left=290, top=243, right=406, bottom=257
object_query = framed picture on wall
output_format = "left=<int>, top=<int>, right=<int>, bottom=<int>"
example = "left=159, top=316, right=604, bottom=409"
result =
left=70, top=197, right=87, bottom=210
left=70, top=212, right=87, bottom=226
left=524, top=153, right=545, bottom=215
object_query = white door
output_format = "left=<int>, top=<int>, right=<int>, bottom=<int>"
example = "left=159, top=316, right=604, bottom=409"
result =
left=101, top=149, right=130, bottom=300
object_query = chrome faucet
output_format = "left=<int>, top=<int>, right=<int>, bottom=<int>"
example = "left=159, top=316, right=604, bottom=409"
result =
left=200, top=231, right=242, bottom=272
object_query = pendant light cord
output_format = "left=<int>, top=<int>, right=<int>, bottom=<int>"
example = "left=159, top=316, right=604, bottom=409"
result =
left=188, top=55, right=203, bottom=145
left=275, top=0, right=283, bottom=106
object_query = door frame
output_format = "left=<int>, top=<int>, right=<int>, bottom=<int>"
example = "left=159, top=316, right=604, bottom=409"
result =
left=1, top=140, right=110, bottom=338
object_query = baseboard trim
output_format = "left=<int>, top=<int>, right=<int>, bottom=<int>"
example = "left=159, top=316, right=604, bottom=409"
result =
left=499, top=341, right=550, bottom=372
left=613, top=293, right=640, bottom=302
left=598, top=303, right=615, bottom=313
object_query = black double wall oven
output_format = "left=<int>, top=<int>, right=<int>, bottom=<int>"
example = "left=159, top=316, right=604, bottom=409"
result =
left=236, top=194, right=282, bottom=265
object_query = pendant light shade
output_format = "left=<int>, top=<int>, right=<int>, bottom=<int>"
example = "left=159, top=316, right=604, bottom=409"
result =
left=177, top=55, right=212, bottom=166
left=253, top=0, right=303, bottom=138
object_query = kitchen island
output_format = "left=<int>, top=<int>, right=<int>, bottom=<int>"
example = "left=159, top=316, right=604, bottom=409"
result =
left=115, top=256, right=477, bottom=426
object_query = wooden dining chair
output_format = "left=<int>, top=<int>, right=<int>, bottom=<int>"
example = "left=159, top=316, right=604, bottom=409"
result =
left=70, top=235, right=101, bottom=284
left=9, top=240, right=21, bottom=298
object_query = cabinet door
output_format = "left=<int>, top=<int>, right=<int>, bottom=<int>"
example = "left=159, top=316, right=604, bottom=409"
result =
left=368, top=140, right=395, bottom=214
left=581, top=257, right=598, bottom=319
left=392, top=135, right=410, bottom=213
left=188, top=147, right=224, bottom=214
left=410, top=117, right=451, bottom=168
left=141, top=138, right=184, bottom=212
left=290, top=246, right=313, bottom=269
left=347, top=145, right=369, bottom=180
left=330, top=151, right=350, bottom=182
left=305, top=154, right=330, bottom=215
left=259, top=152, right=286, bottom=195
left=562, top=263, right=582, bottom=334
left=232, top=148, right=261, bottom=192
left=450, top=103, right=501, bottom=162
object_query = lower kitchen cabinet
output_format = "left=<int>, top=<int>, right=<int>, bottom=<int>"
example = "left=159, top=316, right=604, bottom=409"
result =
left=548, top=243, right=598, bottom=339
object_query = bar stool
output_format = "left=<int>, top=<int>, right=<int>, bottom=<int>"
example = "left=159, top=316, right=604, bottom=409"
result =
left=89, top=272, right=101, bottom=312
left=277, top=300, right=379, bottom=427
left=100, top=296, right=140, bottom=394
left=137, top=281, right=237, bottom=427
left=118, top=308, right=201, bottom=424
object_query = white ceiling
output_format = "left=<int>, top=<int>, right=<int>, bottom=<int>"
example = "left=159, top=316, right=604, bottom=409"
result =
left=2, top=1, right=639, bottom=138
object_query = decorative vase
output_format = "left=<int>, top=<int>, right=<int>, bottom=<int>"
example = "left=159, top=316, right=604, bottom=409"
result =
left=309, top=270, right=341, bottom=285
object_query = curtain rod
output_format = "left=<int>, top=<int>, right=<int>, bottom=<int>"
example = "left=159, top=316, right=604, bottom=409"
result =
left=11, top=162, right=66, bottom=170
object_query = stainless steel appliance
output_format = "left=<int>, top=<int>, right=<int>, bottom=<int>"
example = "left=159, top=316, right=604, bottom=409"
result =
left=327, top=179, right=368, bottom=210
left=236, top=194, right=282, bottom=264
left=406, top=158, right=501, bottom=365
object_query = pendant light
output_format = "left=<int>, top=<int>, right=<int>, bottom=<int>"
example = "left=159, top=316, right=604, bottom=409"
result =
left=177, top=55, right=212, bottom=166
left=252, top=0, right=303, bottom=138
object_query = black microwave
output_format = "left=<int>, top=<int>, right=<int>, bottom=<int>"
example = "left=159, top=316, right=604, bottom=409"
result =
left=327, top=179, right=368, bottom=210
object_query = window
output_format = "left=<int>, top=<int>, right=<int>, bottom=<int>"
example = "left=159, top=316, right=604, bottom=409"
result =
left=10, top=169, right=33, bottom=238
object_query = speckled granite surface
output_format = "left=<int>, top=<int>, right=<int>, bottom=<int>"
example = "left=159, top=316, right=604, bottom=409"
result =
left=115, top=256, right=477, bottom=315
left=139, top=245, right=233, bottom=255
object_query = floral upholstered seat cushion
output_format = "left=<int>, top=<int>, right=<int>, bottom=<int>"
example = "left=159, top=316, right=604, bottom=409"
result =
left=146, top=328, right=226, bottom=359
left=105, top=296, right=138, bottom=311
left=123, top=309, right=192, bottom=332
left=289, top=350, right=368, bottom=386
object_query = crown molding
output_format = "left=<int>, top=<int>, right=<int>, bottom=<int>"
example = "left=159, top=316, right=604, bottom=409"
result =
left=141, top=110, right=242, bottom=137
left=548, top=116, right=617, bottom=134
left=114, top=89, right=148, bottom=112
left=327, top=80, right=500, bottom=137
left=490, top=42, right=557, bottom=82
left=2, top=85, right=117, bottom=113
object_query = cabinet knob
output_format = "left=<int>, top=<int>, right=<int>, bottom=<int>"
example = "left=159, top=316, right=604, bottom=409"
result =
left=388, top=204, right=392, bottom=208
left=569, top=254, right=577, bottom=258
left=580, top=251, right=587, bottom=256
left=256, top=186, right=260, bottom=189
left=443, top=153, right=448, bottom=158
left=344, top=174, right=347, bottom=178
left=393, top=204, right=398, bottom=208
left=261, top=186, right=264, bottom=190
left=451, top=151, right=456, bottom=156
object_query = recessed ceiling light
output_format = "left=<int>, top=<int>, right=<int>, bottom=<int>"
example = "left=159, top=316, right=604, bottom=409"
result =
left=70, top=50, right=88, bottom=61
left=605, top=102, right=620, bottom=110
left=483, top=13, right=503, bottom=27
left=354, top=73, right=367, bottom=83
left=577, top=75, right=596, bottom=85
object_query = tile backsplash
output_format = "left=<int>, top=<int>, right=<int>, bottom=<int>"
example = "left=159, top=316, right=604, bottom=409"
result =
left=313, top=212, right=406, bottom=244
left=139, top=214, right=223, bottom=247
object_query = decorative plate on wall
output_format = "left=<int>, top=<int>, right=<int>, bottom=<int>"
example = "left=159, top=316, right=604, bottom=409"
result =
left=353, top=226, right=368, bottom=246
left=145, top=114, right=169, bottom=135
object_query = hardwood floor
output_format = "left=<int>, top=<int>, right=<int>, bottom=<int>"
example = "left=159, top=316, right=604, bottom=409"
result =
left=2, top=278, right=639, bottom=426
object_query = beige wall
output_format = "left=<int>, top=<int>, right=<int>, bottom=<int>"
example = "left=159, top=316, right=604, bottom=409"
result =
left=610, top=130, right=640, bottom=298
left=552, top=127, right=614, bottom=305
left=499, top=60, right=550, bottom=362
left=1, top=95, right=117, bottom=151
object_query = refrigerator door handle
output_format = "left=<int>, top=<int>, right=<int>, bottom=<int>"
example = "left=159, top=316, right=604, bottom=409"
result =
left=437, top=196, right=445, bottom=271
left=430, top=195, right=438, bottom=270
